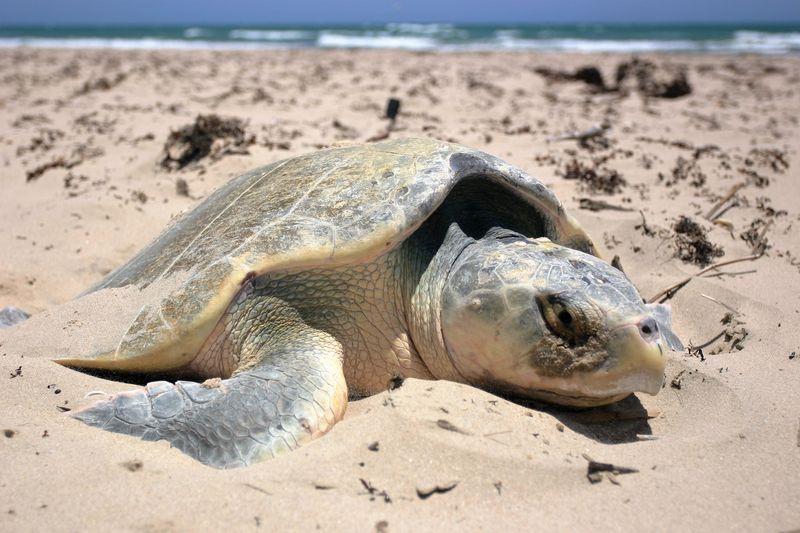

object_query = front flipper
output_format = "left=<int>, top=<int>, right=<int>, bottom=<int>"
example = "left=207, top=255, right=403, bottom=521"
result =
left=71, top=330, right=347, bottom=468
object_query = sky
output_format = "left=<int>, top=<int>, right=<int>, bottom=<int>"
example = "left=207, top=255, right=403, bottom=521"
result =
left=1, top=0, right=799, bottom=25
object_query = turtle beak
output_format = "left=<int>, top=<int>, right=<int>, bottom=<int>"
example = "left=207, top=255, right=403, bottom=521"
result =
left=603, top=317, right=666, bottom=396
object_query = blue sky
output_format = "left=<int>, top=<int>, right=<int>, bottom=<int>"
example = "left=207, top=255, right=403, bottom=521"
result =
left=1, top=0, right=799, bottom=25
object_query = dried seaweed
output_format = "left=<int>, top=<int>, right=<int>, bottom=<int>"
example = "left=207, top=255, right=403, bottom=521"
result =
left=660, top=155, right=707, bottom=187
left=615, top=58, right=692, bottom=98
left=75, top=72, right=127, bottom=96
left=533, top=65, right=607, bottom=91
left=672, top=216, right=724, bottom=266
left=560, top=158, right=626, bottom=194
left=161, top=114, right=254, bottom=170
left=745, top=148, right=789, bottom=174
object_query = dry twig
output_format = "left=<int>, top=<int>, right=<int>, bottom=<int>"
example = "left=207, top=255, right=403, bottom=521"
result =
left=648, top=254, right=763, bottom=303
left=706, top=182, right=746, bottom=220
left=700, top=293, right=740, bottom=315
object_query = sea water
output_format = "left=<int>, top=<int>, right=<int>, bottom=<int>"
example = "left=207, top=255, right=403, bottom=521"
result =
left=0, top=23, right=798, bottom=54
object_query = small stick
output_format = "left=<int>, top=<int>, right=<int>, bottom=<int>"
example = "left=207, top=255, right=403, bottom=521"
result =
left=706, top=182, right=746, bottom=221
left=703, top=269, right=756, bottom=278
left=242, top=483, right=272, bottom=496
left=711, top=202, right=740, bottom=222
left=700, top=293, right=740, bottom=315
left=693, top=330, right=726, bottom=350
left=648, top=278, right=690, bottom=303
left=647, top=253, right=763, bottom=303
left=636, top=210, right=656, bottom=237
left=712, top=218, right=733, bottom=230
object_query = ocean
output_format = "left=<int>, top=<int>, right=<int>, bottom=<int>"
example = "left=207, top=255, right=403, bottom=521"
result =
left=0, top=23, right=799, bottom=54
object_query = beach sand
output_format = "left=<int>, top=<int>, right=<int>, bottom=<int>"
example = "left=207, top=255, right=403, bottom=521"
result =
left=1, top=48, right=799, bottom=531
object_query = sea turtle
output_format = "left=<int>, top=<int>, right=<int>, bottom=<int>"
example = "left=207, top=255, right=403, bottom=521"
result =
left=61, top=138, right=682, bottom=468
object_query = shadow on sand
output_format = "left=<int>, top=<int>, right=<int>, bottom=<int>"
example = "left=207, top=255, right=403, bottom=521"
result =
left=506, top=393, right=654, bottom=445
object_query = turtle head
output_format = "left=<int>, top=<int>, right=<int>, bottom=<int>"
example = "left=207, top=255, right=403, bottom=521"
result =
left=440, top=231, right=680, bottom=407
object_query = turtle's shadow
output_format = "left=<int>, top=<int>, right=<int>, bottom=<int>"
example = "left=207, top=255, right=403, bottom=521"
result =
left=73, top=368, right=198, bottom=387
left=504, top=393, right=653, bottom=445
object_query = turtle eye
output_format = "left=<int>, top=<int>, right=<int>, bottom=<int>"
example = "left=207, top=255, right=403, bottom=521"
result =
left=557, top=309, right=573, bottom=326
left=538, top=294, right=584, bottom=346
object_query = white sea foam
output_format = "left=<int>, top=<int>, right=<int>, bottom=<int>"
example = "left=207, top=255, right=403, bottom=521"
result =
left=482, top=37, right=701, bottom=53
left=229, top=29, right=314, bottom=41
left=385, top=23, right=453, bottom=33
left=384, top=22, right=464, bottom=38
left=724, top=30, right=800, bottom=53
left=316, top=32, right=437, bottom=50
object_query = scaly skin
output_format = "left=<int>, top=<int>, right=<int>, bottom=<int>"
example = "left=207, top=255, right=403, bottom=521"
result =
left=73, top=300, right=348, bottom=468
left=193, top=249, right=436, bottom=395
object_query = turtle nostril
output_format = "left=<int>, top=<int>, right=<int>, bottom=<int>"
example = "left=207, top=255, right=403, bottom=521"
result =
left=638, top=317, right=659, bottom=343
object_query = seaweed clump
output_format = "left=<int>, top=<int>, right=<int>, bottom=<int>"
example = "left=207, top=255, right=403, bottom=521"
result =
left=533, top=58, right=691, bottom=99
left=561, top=159, right=626, bottom=194
left=533, top=65, right=608, bottom=91
left=161, top=114, right=254, bottom=170
left=616, top=58, right=692, bottom=99
left=672, top=216, right=724, bottom=266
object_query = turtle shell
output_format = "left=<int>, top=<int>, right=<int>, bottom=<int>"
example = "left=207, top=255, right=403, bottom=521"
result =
left=57, top=138, right=598, bottom=372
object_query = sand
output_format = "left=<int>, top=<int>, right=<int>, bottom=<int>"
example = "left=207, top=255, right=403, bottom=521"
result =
left=1, top=47, right=799, bottom=532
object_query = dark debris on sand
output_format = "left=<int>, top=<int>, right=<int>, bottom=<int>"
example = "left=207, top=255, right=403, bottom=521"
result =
left=359, top=478, right=392, bottom=503
left=16, top=128, right=64, bottom=157
left=661, top=156, right=707, bottom=188
left=120, top=459, right=143, bottom=472
left=25, top=157, right=78, bottom=182
left=740, top=217, right=772, bottom=255
left=560, top=158, right=626, bottom=195
left=672, top=216, right=724, bottom=267
left=416, top=481, right=458, bottom=499
left=25, top=143, right=104, bottom=182
left=583, top=454, right=639, bottom=485
left=615, top=58, right=692, bottom=99
left=161, top=114, right=254, bottom=170
left=711, top=313, right=749, bottom=353
left=75, top=72, right=127, bottom=96
left=534, top=58, right=692, bottom=99
left=533, top=65, right=608, bottom=91
left=657, top=144, right=721, bottom=188
left=745, top=148, right=790, bottom=174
